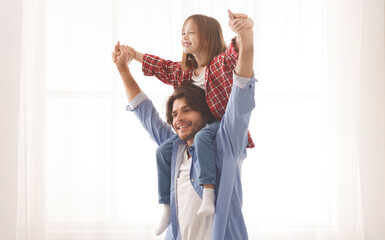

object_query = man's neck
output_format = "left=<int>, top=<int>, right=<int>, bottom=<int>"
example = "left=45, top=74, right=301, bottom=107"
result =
left=186, top=139, right=194, bottom=148
left=186, top=140, right=193, bottom=158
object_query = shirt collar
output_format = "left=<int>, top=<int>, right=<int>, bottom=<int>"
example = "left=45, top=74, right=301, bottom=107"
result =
left=173, top=137, right=186, bottom=146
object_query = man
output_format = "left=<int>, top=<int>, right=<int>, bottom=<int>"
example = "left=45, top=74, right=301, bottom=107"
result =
left=113, top=12, right=256, bottom=240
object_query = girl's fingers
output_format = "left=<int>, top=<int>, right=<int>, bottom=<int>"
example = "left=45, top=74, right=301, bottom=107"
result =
left=232, top=13, right=248, bottom=19
left=127, top=46, right=135, bottom=57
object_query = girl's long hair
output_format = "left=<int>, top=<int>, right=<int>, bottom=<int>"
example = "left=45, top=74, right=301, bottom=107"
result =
left=181, top=14, right=227, bottom=70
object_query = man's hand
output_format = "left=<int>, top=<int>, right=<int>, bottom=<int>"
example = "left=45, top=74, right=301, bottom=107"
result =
left=227, top=10, right=254, bottom=78
left=228, top=10, right=253, bottom=34
left=112, top=42, right=135, bottom=70
left=111, top=42, right=142, bottom=102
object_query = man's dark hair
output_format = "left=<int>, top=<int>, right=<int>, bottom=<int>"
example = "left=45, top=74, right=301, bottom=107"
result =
left=165, top=84, right=216, bottom=126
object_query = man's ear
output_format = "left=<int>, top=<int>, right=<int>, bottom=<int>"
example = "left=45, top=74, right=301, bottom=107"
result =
left=171, top=123, right=177, bottom=132
left=203, top=115, right=210, bottom=125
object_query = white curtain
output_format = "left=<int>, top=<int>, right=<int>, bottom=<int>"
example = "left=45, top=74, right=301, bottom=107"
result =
left=17, top=0, right=46, bottom=239
left=323, top=0, right=385, bottom=239
left=16, top=0, right=384, bottom=239
left=327, top=1, right=385, bottom=239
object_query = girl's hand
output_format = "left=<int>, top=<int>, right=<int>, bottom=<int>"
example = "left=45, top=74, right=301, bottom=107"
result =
left=230, top=18, right=254, bottom=33
left=228, top=10, right=253, bottom=33
left=112, top=42, right=134, bottom=69
left=228, top=10, right=248, bottom=20
left=112, top=42, right=135, bottom=64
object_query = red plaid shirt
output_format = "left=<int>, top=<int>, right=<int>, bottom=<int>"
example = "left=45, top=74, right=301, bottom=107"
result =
left=142, top=38, right=254, bottom=148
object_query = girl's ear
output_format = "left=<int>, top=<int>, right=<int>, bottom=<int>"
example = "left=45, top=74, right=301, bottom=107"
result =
left=200, top=38, right=209, bottom=48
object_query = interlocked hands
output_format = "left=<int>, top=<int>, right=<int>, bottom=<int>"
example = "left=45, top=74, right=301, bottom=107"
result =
left=228, top=10, right=254, bottom=34
left=111, top=42, right=135, bottom=68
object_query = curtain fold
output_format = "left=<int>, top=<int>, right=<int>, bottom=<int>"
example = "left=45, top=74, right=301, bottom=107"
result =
left=325, top=0, right=364, bottom=239
left=325, top=0, right=385, bottom=239
left=17, top=0, right=46, bottom=239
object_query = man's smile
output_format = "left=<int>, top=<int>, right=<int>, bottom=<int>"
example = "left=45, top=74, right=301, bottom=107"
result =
left=177, top=123, right=191, bottom=130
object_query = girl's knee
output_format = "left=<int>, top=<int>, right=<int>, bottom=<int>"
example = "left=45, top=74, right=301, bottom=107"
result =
left=195, top=129, right=213, bottom=144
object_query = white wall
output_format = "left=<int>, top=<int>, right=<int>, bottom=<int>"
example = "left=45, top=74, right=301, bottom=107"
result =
left=0, top=0, right=22, bottom=239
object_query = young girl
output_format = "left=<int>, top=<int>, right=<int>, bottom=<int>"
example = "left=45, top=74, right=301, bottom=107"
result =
left=118, top=10, right=254, bottom=235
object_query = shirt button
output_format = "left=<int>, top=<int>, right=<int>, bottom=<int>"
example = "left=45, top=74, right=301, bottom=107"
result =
left=191, top=179, right=194, bottom=182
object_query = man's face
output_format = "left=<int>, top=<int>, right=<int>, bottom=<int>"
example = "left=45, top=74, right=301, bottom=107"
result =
left=172, top=97, right=206, bottom=146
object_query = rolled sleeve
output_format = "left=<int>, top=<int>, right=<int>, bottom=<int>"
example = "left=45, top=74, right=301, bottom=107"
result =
left=233, top=71, right=257, bottom=88
left=126, top=92, right=149, bottom=111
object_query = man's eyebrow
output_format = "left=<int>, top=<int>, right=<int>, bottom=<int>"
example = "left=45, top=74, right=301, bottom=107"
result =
left=172, top=105, right=190, bottom=114
left=179, top=105, right=192, bottom=112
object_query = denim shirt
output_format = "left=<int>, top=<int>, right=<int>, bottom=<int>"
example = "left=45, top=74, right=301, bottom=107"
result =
left=127, top=73, right=257, bottom=240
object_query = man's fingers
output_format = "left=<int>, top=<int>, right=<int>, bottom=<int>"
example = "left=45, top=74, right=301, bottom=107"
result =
left=119, top=45, right=126, bottom=54
left=237, top=21, right=250, bottom=31
left=114, top=41, right=120, bottom=54
left=111, top=52, right=115, bottom=63
left=228, top=10, right=235, bottom=21
left=232, top=18, right=253, bottom=32
left=232, top=18, right=243, bottom=30
left=118, top=45, right=132, bottom=59
left=237, top=23, right=248, bottom=32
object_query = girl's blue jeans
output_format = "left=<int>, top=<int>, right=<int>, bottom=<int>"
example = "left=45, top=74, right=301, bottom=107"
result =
left=156, top=121, right=220, bottom=204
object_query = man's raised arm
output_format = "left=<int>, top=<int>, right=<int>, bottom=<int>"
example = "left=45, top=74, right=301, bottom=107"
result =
left=112, top=41, right=175, bottom=145
left=215, top=11, right=255, bottom=158
left=228, top=10, right=254, bottom=78
left=112, top=42, right=141, bottom=102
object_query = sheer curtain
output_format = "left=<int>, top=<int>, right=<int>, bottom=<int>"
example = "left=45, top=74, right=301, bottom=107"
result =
left=17, top=0, right=384, bottom=239
left=325, top=1, right=385, bottom=240
left=17, top=0, right=46, bottom=239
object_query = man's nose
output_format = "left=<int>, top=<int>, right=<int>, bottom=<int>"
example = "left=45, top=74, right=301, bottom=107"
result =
left=175, top=113, right=184, bottom=122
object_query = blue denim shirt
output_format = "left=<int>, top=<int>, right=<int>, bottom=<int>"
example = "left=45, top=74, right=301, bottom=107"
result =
left=127, top=73, right=257, bottom=240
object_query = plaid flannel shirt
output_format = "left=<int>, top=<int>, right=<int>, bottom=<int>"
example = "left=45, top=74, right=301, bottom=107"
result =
left=142, top=38, right=254, bottom=148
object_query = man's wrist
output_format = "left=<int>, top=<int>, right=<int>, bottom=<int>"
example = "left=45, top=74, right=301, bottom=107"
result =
left=238, top=29, right=253, bottom=40
left=233, top=71, right=255, bottom=88
left=238, top=29, right=254, bottom=54
left=117, top=64, right=130, bottom=72
left=126, top=91, right=149, bottom=111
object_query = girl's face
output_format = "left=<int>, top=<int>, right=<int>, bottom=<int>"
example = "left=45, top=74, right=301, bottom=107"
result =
left=181, top=19, right=202, bottom=55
